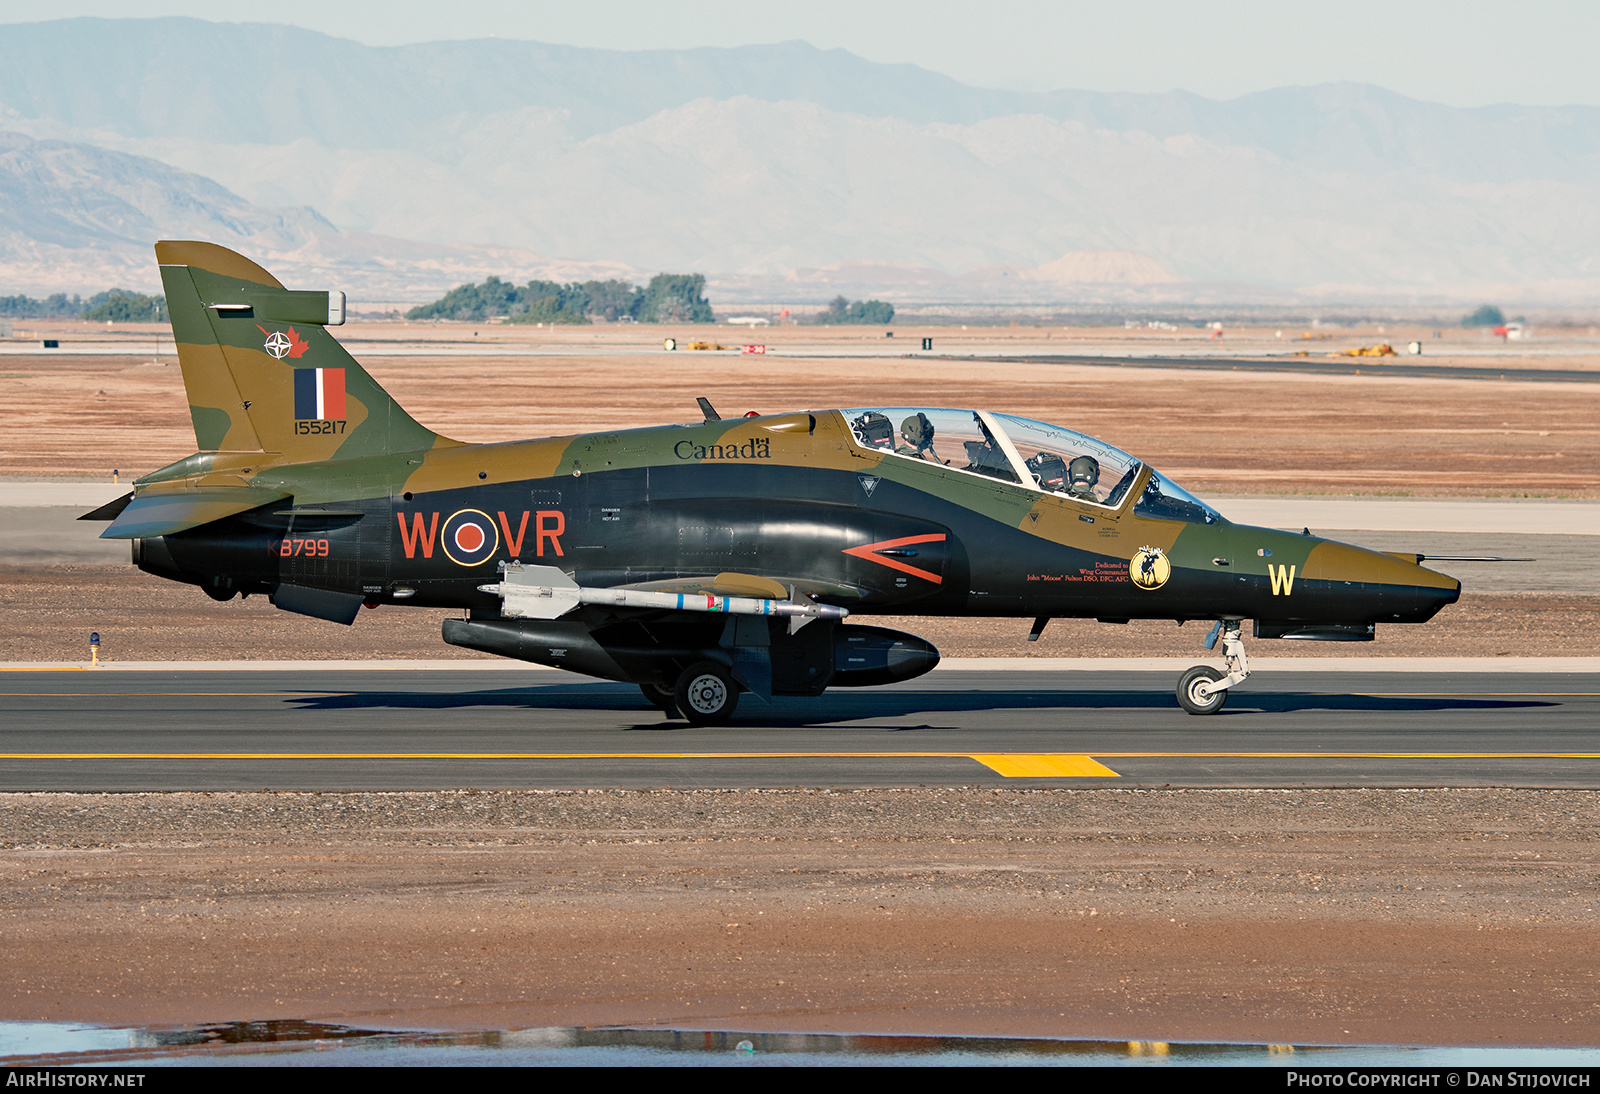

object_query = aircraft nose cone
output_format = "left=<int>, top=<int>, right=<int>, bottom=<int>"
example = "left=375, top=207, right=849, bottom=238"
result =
left=1403, top=574, right=1461, bottom=621
left=1370, top=562, right=1460, bottom=623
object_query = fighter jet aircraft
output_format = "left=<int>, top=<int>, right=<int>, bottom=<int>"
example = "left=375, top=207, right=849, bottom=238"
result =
left=82, top=242, right=1462, bottom=723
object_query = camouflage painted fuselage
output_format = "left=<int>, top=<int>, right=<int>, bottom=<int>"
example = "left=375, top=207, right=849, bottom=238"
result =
left=133, top=407, right=1459, bottom=629
left=102, top=241, right=1459, bottom=699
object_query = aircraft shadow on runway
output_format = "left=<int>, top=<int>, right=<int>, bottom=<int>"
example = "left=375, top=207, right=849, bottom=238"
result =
left=283, top=685, right=1557, bottom=725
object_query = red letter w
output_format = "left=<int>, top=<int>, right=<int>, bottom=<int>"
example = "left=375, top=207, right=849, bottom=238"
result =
left=397, top=511, right=439, bottom=558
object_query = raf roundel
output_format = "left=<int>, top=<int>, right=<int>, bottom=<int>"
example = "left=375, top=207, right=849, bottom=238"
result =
left=440, top=508, right=500, bottom=567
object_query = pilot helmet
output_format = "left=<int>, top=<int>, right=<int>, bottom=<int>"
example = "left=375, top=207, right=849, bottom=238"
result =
left=900, top=412, right=934, bottom=448
left=1068, top=454, right=1100, bottom=489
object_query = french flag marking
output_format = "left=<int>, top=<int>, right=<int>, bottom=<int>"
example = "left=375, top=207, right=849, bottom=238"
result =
left=293, top=368, right=346, bottom=419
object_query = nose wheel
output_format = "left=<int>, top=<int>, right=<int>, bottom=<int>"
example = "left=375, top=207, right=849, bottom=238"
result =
left=1177, top=665, right=1228, bottom=715
left=1176, top=620, right=1251, bottom=715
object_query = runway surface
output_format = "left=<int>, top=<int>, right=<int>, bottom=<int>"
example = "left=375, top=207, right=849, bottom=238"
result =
left=3, top=667, right=1598, bottom=791
left=975, top=353, right=1600, bottom=384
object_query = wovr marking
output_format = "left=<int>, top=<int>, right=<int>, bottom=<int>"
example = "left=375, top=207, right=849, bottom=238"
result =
left=398, top=509, right=564, bottom=561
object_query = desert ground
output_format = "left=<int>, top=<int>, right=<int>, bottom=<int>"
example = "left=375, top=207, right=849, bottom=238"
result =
left=1, top=323, right=1596, bottom=1051
left=2, top=323, right=1596, bottom=497
left=3, top=788, right=1596, bottom=1048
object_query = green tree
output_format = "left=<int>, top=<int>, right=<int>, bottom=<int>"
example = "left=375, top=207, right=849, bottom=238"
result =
left=406, top=276, right=525, bottom=321
left=0, top=292, right=84, bottom=318
left=812, top=295, right=894, bottom=325
left=408, top=273, right=710, bottom=324
left=1462, top=304, right=1505, bottom=328
left=506, top=282, right=592, bottom=325
left=581, top=279, right=644, bottom=321
left=639, top=274, right=712, bottom=323
left=80, top=289, right=164, bottom=323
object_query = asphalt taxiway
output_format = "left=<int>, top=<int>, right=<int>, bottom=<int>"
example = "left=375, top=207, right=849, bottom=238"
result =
left=3, top=665, right=1598, bottom=791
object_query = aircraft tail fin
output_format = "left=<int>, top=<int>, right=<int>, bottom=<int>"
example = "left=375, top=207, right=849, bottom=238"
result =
left=155, top=241, right=459, bottom=462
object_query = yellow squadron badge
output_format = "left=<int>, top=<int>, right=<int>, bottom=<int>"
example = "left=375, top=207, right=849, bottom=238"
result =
left=1130, top=545, right=1171, bottom=590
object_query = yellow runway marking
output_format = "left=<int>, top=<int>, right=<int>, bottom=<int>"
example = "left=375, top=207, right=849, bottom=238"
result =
left=1091, top=751, right=1600, bottom=759
left=971, top=754, right=1120, bottom=777
left=0, top=751, right=1118, bottom=778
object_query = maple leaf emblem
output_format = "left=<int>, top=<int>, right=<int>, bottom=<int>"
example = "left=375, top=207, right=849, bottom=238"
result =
left=257, top=325, right=312, bottom=360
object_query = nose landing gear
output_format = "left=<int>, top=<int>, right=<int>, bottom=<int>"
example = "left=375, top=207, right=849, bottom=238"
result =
left=1176, top=619, right=1251, bottom=715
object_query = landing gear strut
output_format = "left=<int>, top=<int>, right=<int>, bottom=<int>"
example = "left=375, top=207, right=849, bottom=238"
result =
left=1176, top=620, right=1251, bottom=715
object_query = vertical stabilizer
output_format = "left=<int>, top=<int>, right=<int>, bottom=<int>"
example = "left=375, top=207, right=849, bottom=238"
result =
left=156, top=241, right=456, bottom=461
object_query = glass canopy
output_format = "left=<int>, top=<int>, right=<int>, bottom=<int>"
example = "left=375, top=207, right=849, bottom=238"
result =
left=843, top=407, right=1222, bottom=524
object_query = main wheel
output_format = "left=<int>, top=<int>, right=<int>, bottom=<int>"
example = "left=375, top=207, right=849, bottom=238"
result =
left=1176, top=665, right=1228, bottom=715
left=674, top=661, right=739, bottom=726
left=639, top=682, right=678, bottom=711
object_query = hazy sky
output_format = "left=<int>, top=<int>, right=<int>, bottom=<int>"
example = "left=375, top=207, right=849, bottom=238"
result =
left=2, top=0, right=1597, bottom=108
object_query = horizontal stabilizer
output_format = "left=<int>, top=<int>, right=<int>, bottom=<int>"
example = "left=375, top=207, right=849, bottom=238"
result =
left=77, top=492, right=133, bottom=521
left=100, top=487, right=291, bottom=539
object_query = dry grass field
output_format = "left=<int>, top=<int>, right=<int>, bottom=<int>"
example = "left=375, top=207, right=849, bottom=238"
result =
left=2, top=323, right=1597, bottom=496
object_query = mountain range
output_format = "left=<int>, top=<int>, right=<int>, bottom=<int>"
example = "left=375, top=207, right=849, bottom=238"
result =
left=2, top=17, right=1598, bottom=305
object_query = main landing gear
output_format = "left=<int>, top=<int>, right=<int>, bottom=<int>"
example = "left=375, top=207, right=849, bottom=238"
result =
left=672, top=661, right=740, bottom=726
left=642, top=665, right=742, bottom=725
left=1176, top=620, right=1251, bottom=715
